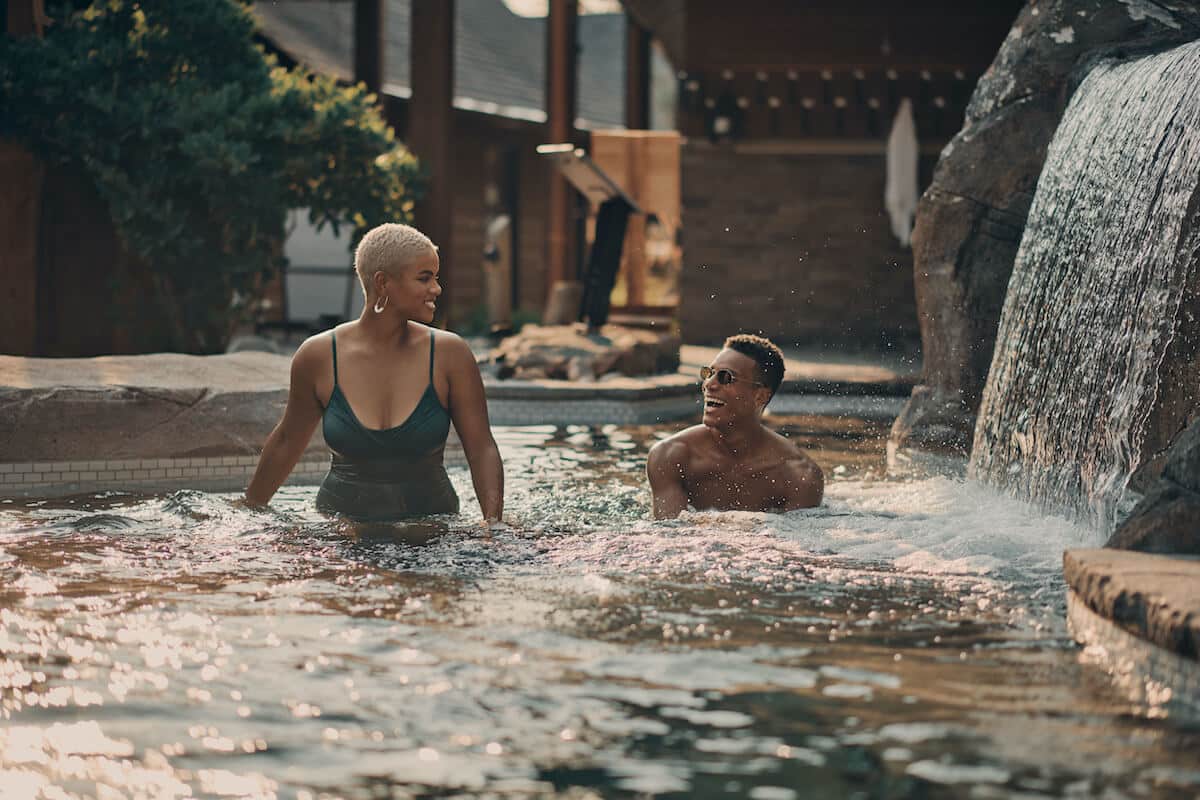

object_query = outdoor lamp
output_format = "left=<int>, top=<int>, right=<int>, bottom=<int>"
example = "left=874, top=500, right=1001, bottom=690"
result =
left=706, top=92, right=744, bottom=143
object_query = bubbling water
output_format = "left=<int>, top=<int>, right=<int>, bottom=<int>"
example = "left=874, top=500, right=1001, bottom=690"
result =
left=0, top=421, right=1193, bottom=799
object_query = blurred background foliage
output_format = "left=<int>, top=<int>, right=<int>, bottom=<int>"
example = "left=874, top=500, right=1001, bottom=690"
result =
left=0, top=0, right=422, bottom=352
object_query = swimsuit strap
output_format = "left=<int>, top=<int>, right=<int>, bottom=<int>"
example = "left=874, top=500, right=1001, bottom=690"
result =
left=428, top=331, right=436, bottom=384
left=331, top=331, right=339, bottom=386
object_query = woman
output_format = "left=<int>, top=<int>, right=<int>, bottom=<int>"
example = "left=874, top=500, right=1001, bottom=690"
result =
left=246, top=223, right=504, bottom=523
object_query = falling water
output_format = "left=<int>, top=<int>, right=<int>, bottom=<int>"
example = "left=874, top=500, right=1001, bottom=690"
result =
left=970, top=39, right=1200, bottom=528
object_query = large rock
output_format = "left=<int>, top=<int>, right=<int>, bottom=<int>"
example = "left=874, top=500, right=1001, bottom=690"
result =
left=891, top=0, right=1200, bottom=456
left=1064, top=548, right=1200, bottom=661
left=1107, top=419, right=1200, bottom=555
left=491, top=323, right=681, bottom=381
left=0, top=352, right=323, bottom=461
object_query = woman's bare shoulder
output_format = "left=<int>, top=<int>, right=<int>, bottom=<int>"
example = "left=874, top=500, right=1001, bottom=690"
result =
left=290, top=329, right=336, bottom=376
left=430, top=327, right=478, bottom=363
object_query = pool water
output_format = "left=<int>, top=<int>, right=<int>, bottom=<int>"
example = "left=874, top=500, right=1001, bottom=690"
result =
left=1, top=416, right=1198, bottom=799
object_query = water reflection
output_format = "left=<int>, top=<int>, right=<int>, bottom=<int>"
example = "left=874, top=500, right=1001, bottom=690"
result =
left=0, top=419, right=1196, bottom=799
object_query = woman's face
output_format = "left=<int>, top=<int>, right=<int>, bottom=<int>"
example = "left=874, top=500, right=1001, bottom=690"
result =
left=378, top=250, right=441, bottom=323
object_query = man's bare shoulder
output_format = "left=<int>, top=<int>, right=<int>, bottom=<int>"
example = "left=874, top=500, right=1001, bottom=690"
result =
left=648, top=425, right=711, bottom=460
left=763, top=432, right=824, bottom=507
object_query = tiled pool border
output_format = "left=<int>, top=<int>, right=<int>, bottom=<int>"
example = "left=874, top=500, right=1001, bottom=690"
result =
left=0, top=455, right=330, bottom=499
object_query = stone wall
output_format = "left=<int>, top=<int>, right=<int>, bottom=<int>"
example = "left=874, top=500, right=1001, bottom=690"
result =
left=890, top=0, right=1200, bottom=456
left=678, top=142, right=931, bottom=351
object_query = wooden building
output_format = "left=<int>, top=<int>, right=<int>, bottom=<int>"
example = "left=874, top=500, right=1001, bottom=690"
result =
left=622, top=0, right=1022, bottom=351
left=254, top=0, right=633, bottom=330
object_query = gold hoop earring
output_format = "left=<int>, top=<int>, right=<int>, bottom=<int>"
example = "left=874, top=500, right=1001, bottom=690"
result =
left=373, top=295, right=389, bottom=314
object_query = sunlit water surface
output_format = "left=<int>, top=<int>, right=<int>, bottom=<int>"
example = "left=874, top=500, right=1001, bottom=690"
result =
left=1, top=416, right=1198, bottom=799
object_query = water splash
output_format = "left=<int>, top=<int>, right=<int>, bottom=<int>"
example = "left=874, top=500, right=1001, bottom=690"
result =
left=971, top=40, right=1200, bottom=527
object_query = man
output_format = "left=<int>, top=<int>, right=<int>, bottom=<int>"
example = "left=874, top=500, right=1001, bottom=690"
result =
left=647, top=334, right=824, bottom=519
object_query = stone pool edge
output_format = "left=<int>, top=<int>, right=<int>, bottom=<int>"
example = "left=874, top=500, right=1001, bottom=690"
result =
left=1063, top=548, right=1200, bottom=668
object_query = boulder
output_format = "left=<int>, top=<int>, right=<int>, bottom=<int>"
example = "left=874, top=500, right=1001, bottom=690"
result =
left=491, top=323, right=681, bottom=381
left=0, top=352, right=324, bottom=462
left=891, top=0, right=1200, bottom=456
left=1107, top=419, right=1200, bottom=555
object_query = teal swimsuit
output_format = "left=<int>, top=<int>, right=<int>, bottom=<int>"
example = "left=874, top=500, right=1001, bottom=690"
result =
left=315, top=331, right=459, bottom=521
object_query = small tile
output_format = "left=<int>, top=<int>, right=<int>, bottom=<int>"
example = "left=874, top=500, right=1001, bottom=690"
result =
left=34, top=463, right=54, bottom=473
left=149, top=469, right=166, bottom=479
left=60, top=472, right=79, bottom=482
left=0, top=464, right=11, bottom=474
left=80, top=471, right=98, bottom=481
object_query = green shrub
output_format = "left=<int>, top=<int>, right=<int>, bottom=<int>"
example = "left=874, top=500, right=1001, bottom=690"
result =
left=0, top=0, right=422, bottom=352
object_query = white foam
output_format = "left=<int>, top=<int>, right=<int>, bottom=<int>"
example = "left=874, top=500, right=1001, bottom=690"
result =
left=906, top=760, right=1011, bottom=785
left=762, top=477, right=1100, bottom=575
left=582, top=651, right=819, bottom=692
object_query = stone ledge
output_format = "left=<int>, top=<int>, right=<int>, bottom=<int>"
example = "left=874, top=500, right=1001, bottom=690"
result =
left=484, top=372, right=696, bottom=401
left=677, top=345, right=919, bottom=398
left=1067, top=591, right=1200, bottom=716
left=1063, top=548, right=1200, bottom=661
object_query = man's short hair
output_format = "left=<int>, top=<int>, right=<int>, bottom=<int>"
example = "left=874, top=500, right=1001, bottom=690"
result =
left=354, top=223, right=438, bottom=297
left=724, top=334, right=785, bottom=396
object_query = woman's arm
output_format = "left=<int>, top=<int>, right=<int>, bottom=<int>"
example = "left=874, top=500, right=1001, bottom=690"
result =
left=245, top=338, right=326, bottom=506
left=443, top=333, right=504, bottom=521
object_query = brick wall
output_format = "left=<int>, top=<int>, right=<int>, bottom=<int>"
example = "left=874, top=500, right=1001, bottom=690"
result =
left=679, top=142, right=931, bottom=352
left=445, top=117, right=551, bottom=328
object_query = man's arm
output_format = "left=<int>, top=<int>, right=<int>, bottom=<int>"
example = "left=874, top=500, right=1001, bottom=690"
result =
left=779, top=456, right=824, bottom=510
left=647, top=439, right=690, bottom=519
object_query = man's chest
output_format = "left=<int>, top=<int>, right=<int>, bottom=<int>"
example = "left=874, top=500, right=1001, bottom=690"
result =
left=683, top=459, right=788, bottom=508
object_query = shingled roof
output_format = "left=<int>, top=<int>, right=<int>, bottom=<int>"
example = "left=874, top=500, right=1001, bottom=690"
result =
left=252, top=0, right=626, bottom=128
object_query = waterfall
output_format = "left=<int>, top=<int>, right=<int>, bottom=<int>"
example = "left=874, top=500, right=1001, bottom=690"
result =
left=969, top=40, right=1200, bottom=529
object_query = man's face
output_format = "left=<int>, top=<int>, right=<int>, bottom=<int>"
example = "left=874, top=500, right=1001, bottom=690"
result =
left=701, top=349, right=769, bottom=427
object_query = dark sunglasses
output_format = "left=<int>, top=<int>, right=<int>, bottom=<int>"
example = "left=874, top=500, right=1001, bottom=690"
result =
left=700, top=366, right=764, bottom=387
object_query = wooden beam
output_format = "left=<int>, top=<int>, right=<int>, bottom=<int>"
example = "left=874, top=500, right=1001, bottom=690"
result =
left=409, top=0, right=455, bottom=322
left=353, top=0, right=384, bottom=95
left=545, top=0, right=578, bottom=300
left=0, top=142, right=43, bottom=355
left=1, top=2, right=45, bottom=355
left=625, top=14, right=651, bottom=130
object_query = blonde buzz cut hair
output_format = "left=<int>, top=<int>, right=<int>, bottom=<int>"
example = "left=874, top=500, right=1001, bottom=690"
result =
left=354, top=223, right=438, bottom=297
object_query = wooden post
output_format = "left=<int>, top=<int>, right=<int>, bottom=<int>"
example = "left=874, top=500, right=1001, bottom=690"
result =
left=544, top=0, right=578, bottom=305
left=409, top=0, right=455, bottom=323
left=1, top=1, right=45, bottom=355
left=0, top=142, right=43, bottom=355
left=625, top=14, right=651, bottom=130
left=353, top=0, right=384, bottom=96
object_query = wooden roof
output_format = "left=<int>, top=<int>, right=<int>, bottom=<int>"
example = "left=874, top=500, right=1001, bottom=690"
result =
left=253, top=0, right=626, bottom=127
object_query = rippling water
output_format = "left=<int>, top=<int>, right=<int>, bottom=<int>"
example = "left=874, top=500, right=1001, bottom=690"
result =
left=1, top=416, right=1198, bottom=799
